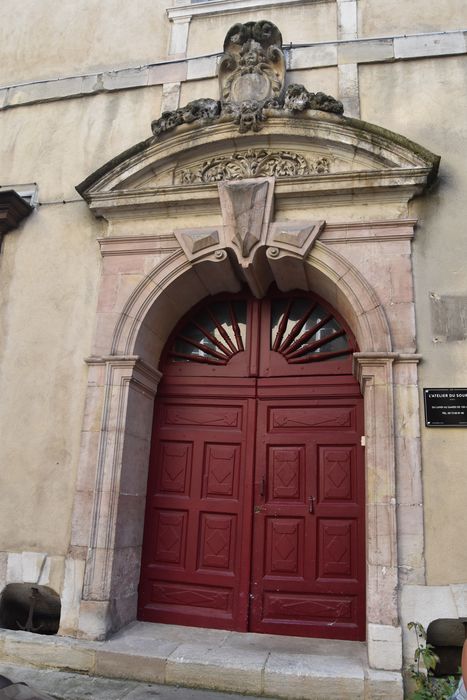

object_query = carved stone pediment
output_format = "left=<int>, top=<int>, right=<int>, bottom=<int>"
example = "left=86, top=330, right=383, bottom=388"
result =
left=77, top=114, right=439, bottom=221
left=177, top=149, right=331, bottom=184
left=76, top=15, right=438, bottom=220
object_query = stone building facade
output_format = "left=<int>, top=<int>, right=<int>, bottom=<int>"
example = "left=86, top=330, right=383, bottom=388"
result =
left=1, top=1, right=467, bottom=697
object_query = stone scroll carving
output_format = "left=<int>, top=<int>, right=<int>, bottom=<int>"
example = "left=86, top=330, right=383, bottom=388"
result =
left=151, top=20, right=343, bottom=139
left=177, top=150, right=331, bottom=184
left=219, top=20, right=285, bottom=104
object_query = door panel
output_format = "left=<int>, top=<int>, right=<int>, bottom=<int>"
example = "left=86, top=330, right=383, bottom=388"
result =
left=249, top=391, right=365, bottom=640
left=138, top=393, right=256, bottom=631
left=139, top=292, right=365, bottom=640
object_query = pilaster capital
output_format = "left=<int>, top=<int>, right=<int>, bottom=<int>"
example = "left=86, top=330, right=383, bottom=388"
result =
left=85, top=355, right=162, bottom=394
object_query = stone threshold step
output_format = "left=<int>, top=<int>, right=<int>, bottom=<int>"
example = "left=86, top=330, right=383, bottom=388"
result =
left=0, top=622, right=403, bottom=699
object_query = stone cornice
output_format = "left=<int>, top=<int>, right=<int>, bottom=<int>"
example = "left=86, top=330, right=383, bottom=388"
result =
left=167, top=0, right=327, bottom=20
left=81, top=167, right=434, bottom=220
left=0, top=190, right=33, bottom=249
left=1, top=30, right=466, bottom=112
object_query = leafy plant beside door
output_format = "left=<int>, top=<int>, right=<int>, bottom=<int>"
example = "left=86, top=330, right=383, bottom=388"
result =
left=407, top=621, right=458, bottom=700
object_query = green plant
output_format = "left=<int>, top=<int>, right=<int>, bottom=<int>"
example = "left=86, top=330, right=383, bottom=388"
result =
left=407, top=621, right=458, bottom=700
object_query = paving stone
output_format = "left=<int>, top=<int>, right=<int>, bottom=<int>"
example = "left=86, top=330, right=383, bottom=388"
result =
left=365, top=667, right=404, bottom=700
left=0, top=663, right=273, bottom=700
left=0, top=624, right=403, bottom=698
left=264, top=652, right=365, bottom=700
left=165, top=642, right=267, bottom=695
left=95, top=638, right=179, bottom=683
left=2, top=631, right=95, bottom=673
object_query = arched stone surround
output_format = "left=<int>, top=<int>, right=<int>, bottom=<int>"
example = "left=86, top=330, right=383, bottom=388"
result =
left=65, top=113, right=438, bottom=674
left=65, top=233, right=419, bottom=671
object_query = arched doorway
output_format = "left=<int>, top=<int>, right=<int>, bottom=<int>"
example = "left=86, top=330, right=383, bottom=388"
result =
left=138, top=288, right=365, bottom=641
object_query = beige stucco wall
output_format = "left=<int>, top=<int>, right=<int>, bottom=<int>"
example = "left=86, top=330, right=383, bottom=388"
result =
left=0, top=88, right=162, bottom=200
left=0, top=204, right=98, bottom=555
left=0, top=86, right=162, bottom=555
left=360, top=55, right=467, bottom=584
left=186, top=2, right=337, bottom=57
left=358, top=0, right=467, bottom=38
left=1, top=0, right=171, bottom=85
left=288, top=67, right=338, bottom=98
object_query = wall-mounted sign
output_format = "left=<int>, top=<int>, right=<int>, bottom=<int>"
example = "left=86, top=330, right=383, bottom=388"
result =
left=424, top=388, right=467, bottom=426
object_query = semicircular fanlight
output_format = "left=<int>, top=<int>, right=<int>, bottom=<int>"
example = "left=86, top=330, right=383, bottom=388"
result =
left=271, top=297, right=352, bottom=363
left=169, top=300, right=247, bottom=364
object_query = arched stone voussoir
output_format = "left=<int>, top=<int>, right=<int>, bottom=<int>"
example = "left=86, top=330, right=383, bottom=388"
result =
left=108, top=232, right=391, bottom=368
left=307, top=242, right=392, bottom=353
left=112, top=252, right=240, bottom=364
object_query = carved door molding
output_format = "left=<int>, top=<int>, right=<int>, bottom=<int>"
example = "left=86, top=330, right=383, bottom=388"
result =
left=70, top=101, right=436, bottom=672
left=138, top=292, right=366, bottom=640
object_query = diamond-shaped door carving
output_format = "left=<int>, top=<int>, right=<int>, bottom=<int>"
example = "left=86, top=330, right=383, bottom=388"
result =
left=204, top=444, right=239, bottom=498
left=268, top=519, right=302, bottom=574
left=199, top=514, right=235, bottom=571
left=271, top=446, right=303, bottom=500
left=320, top=447, right=354, bottom=501
left=155, top=511, right=186, bottom=565
left=158, top=442, right=191, bottom=494
left=319, top=520, right=353, bottom=577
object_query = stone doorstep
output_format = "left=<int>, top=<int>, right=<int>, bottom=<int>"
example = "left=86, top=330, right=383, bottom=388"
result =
left=0, top=622, right=403, bottom=699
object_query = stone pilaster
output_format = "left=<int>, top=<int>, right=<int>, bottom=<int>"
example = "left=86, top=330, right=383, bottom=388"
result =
left=68, top=356, right=161, bottom=639
left=354, top=352, right=401, bottom=670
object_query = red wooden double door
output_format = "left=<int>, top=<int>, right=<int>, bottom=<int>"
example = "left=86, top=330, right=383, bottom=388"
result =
left=138, top=291, right=365, bottom=640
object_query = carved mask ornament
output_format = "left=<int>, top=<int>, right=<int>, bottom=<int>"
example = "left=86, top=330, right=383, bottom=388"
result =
left=218, top=20, right=286, bottom=104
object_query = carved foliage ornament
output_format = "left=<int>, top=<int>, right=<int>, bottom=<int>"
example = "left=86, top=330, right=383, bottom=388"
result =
left=177, top=150, right=331, bottom=184
left=151, top=21, right=343, bottom=138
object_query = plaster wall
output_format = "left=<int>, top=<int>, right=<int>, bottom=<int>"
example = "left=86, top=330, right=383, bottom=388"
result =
left=186, top=2, right=338, bottom=57
left=0, top=87, right=162, bottom=558
left=0, top=88, right=162, bottom=200
left=0, top=0, right=171, bottom=86
left=359, top=55, right=467, bottom=585
left=358, top=0, right=467, bottom=38
left=287, top=67, right=338, bottom=99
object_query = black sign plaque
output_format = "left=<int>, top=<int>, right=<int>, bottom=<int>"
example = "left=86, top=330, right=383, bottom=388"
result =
left=424, top=388, right=467, bottom=427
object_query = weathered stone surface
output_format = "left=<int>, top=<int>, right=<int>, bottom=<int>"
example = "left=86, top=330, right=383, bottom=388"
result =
left=177, top=149, right=326, bottom=184
left=165, top=642, right=267, bottom=694
left=151, top=99, right=221, bottom=136
left=219, top=178, right=272, bottom=257
left=394, top=31, right=465, bottom=59
left=150, top=21, right=343, bottom=138
left=2, top=630, right=96, bottom=672
left=95, top=648, right=171, bottom=683
left=364, top=668, right=404, bottom=700
left=218, top=21, right=285, bottom=104
left=284, top=83, right=344, bottom=114
left=264, top=652, right=365, bottom=699
left=368, top=624, right=402, bottom=671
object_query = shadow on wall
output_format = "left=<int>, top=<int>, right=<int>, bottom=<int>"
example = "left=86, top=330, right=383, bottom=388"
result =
left=0, top=583, right=61, bottom=635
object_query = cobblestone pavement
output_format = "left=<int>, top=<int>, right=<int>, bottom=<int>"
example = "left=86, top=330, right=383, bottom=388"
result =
left=0, top=664, right=279, bottom=700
